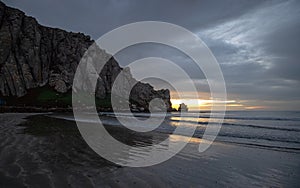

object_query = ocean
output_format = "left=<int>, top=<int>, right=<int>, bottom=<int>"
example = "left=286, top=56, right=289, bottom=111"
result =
left=59, top=110, right=300, bottom=153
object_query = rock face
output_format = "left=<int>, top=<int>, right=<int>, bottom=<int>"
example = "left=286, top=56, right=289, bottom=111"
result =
left=178, top=103, right=188, bottom=112
left=0, top=2, right=171, bottom=111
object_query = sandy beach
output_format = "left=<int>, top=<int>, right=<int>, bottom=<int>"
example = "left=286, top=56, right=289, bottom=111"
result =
left=0, top=113, right=299, bottom=187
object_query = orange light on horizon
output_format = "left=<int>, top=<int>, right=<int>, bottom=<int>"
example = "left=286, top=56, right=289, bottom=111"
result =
left=244, top=106, right=267, bottom=110
left=170, top=98, right=266, bottom=111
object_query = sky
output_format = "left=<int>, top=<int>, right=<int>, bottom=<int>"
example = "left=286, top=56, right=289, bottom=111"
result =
left=3, top=0, right=300, bottom=110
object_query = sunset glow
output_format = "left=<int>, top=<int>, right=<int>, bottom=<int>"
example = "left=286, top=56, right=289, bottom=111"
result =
left=171, top=98, right=266, bottom=111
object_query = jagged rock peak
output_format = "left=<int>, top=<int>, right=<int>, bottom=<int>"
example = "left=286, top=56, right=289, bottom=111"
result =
left=0, top=2, right=172, bottom=111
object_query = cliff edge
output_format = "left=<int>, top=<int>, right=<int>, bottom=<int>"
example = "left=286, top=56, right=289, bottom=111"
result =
left=0, top=1, right=171, bottom=111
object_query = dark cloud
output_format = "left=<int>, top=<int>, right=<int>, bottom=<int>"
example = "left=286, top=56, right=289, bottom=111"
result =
left=3, top=0, right=263, bottom=37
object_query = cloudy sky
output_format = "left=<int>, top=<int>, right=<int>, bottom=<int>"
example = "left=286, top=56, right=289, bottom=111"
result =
left=3, top=0, right=300, bottom=110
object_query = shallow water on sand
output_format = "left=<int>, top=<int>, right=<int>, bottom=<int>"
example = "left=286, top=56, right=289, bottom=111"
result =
left=56, top=111, right=300, bottom=152
left=0, top=112, right=300, bottom=187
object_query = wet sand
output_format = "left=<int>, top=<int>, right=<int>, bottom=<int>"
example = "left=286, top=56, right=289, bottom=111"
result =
left=0, top=113, right=299, bottom=187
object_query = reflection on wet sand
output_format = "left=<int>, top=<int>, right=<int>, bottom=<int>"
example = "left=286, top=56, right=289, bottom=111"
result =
left=1, top=113, right=300, bottom=187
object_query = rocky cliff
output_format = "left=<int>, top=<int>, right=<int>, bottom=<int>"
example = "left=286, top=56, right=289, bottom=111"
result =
left=0, top=1, right=171, bottom=111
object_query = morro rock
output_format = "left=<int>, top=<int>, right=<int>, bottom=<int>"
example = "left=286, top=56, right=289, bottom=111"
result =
left=0, top=1, right=171, bottom=111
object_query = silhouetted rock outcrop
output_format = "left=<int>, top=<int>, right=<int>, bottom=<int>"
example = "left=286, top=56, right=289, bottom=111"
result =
left=178, top=103, right=188, bottom=112
left=0, top=2, right=171, bottom=111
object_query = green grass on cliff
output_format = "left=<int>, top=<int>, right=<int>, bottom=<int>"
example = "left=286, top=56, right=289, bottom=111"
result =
left=3, top=86, right=112, bottom=108
left=37, top=88, right=72, bottom=105
left=37, top=87, right=112, bottom=108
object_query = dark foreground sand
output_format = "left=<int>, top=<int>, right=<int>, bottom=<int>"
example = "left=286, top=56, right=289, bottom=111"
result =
left=0, top=113, right=299, bottom=187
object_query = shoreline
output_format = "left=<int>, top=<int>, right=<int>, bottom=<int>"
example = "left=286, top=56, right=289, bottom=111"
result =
left=0, top=113, right=299, bottom=187
left=0, top=106, right=114, bottom=113
left=0, top=106, right=173, bottom=113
